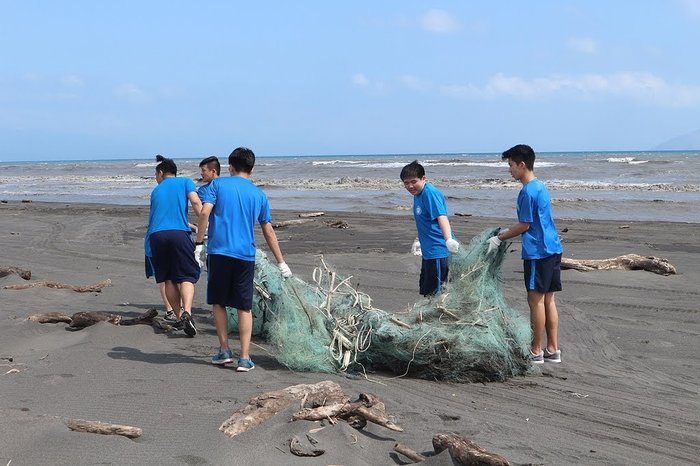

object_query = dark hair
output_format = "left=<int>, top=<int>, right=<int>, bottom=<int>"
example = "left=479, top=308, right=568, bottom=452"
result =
left=228, top=147, right=255, bottom=174
left=501, top=144, right=536, bottom=170
left=155, top=154, right=177, bottom=175
left=199, top=155, right=221, bottom=175
left=400, top=160, right=425, bottom=181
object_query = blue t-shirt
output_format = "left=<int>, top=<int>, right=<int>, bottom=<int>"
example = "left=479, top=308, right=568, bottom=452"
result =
left=413, top=182, right=450, bottom=260
left=197, top=182, right=213, bottom=201
left=200, top=176, right=272, bottom=262
left=145, top=176, right=197, bottom=257
left=517, top=178, right=563, bottom=260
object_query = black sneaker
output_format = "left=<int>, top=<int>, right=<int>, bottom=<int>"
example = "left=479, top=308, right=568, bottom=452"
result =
left=163, top=310, right=178, bottom=322
left=181, top=312, right=197, bottom=337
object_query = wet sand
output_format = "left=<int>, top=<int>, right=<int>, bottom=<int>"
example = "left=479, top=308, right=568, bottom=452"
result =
left=0, top=201, right=698, bottom=465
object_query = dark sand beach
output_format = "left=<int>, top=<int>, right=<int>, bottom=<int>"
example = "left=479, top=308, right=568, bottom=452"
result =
left=1, top=201, right=698, bottom=465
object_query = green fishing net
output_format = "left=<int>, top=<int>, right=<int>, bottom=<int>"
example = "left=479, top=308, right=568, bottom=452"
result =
left=226, top=228, right=532, bottom=382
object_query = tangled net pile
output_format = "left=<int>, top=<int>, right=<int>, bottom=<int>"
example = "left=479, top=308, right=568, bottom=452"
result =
left=228, top=228, right=532, bottom=382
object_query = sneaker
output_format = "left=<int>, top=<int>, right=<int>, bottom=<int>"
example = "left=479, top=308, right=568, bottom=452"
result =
left=236, top=358, right=255, bottom=372
left=211, top=348, right=234, bottom=365
left=163, top=310, right=178, bottom=322
left=543, top=348, right=561, bottom=363
left=180, top=312, right=197, bottom=337
left=529, top=350, right=544, bottom=364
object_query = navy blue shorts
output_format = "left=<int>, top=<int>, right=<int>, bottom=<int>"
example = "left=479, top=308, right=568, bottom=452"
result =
left=420, top=257, right=449, bottom=296
left=207, top=254, right=255, bottom=310
left=523, top=253, right=562, bottom=293
left=149, top=230, right=200, bottom=284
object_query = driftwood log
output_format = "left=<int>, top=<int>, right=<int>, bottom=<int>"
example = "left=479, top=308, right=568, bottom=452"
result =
left=220, top=380, right=348, bottom=438
left=292, top=392, right=403, bottom=432
left=219, top=381, right=402, bottom=439
left=0, top=266, right=31, bottom=280
left=561, top=254, right=676, bottom=275
left=28, top=309, right=158, bottom=329
left=298, top=212, right=325, bottom=218
left=65, top=418, right=142, bottom=439
left=4, top=278, right=112, bottom=292
left=394, top=443, right=427, bottom=462
left=272, top=218, right=316, bottom=228
left=432, top=432, right=510, bottom=466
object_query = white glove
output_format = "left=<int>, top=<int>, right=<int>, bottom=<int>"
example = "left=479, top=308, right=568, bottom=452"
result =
left=277, top=261, right=292, bottom=278
left=487, top=235, right=502, bottom=254
left=411, top=238, right=422, bottom=256
left=446, top=238, right=459, bottom=254
left=194, top=244, right=205, bottom=267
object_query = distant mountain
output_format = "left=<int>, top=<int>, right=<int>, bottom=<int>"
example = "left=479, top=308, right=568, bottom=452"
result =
left=654, top=129, right=700, bottom=150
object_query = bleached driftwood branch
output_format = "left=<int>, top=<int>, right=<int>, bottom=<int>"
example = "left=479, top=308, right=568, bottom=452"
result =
left=65, top=418, right=142, bottom=439
left=4, top=278, right=112, bottom=292
left=220, top=380, right=348, bottom=438
left=561, top=254, right=676, bottom=275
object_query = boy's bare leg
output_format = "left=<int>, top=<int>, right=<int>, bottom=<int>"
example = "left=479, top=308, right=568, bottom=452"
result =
left=212, top=304, right=229, bottom=350
left=159, top=282, right=173, bottom=312
left=237, top=309, right=253, bottom=359
left=527, top=290, right=546, bottom=354
left=178, top=281, right=195, bottom=313
left=543, top=292, right=559, bottom=352
left=163, top=280, right=182, bottom=318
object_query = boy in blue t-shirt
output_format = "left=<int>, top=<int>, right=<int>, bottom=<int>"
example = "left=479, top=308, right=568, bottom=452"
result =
left=401, top=160, right=460, bottom=296
left=487, top=144, right=564, bottom=364
left=194, top=155, right=220, bottom=266
left=195, top=147, right=291, bottom=372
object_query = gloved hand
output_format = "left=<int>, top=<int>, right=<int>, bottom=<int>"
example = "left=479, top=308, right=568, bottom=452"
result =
left=194, top=244, right=205, bottom=267
left=277, top=261, right=292, bottom=278
left=487, top=235, right=502, bottom=254
left=446, top=238, right=459, bottom=253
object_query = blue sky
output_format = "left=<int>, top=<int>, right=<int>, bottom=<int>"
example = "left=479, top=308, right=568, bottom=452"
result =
left=2, top=1, right=700, bottom=161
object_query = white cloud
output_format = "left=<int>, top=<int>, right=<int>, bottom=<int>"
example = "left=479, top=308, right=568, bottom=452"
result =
left=567, top=37, right=597, bottom=54
left=114, top=83, right=151, bottom=103
left=62, top=74, right=84, bottom=86
left=399, top=75, right=431, bottom=92
left=439, top=72, right=700, bottom=107
left=352, top=73, right=370, bottom=87
left=420, top=9, right=459, bottom=34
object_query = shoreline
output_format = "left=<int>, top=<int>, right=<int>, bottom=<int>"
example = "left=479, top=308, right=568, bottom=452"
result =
left=1, top=201, right=698, bottom=465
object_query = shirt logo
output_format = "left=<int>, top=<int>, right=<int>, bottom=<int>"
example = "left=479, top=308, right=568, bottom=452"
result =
left=416, top=206, right=422, bottom=215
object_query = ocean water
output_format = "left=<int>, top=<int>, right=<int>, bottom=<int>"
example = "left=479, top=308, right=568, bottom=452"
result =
left=1, top=151, right=699, bottom=223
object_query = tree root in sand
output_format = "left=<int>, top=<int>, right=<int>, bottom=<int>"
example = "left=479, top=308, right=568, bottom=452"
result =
left=65, top=418, right=142, bottom=439
left=561, top=254, right=676, bottom=275
left=29, top=309, right=158, bottom=329
left=4, top=278, right=112, bottom=292
left=0, top=266, right=31, bottom=280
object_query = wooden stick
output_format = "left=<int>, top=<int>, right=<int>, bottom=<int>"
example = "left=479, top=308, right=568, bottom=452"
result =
left=4, top=278, right=112, bottom=292
left=65, top=419, right=142, bottom=439
left=561, top=254, right=676, bottom=275
left=298, top=212, right=325, bottom=218
left=28, top=312, right=72, bottom=324
left=394, top=443, right=426, bottom=462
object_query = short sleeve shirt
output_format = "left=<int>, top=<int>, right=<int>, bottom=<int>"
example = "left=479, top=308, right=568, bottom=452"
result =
left=201, top=176, right=271, bottom=261
left=517, top=178, right=563, bottom=259
left=413, top=182, right=449, bottom=259
left=145, top=176, right=197, bottom=257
